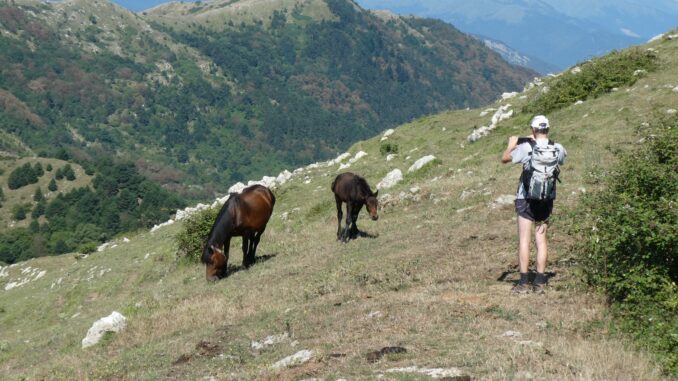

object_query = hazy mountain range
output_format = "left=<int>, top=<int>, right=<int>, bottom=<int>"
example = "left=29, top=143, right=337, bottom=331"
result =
left=355, top=0, right=678, bottom=71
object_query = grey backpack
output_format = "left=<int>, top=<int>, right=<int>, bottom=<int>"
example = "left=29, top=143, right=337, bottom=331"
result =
left=521, top=140, right=561, bottom=201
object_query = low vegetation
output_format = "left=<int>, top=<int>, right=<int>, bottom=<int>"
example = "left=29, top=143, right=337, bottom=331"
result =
left=571, top=118, right=677, bottom=373
left=524, top=48, right=659, bottom=114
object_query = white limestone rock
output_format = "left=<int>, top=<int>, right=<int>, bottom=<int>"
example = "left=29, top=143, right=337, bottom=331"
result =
left=251, top=332, right=289, bottom=351
left=377, top=169, right=403, bottom=190
left=228, top=182, right=246, bottom=194
left=82, top=311, right=127, bottom=348
left=501, top=91, right=518, bottom=100
left=408, top=155, right=436, bottom=173
left=382, top=129, right=395, bottom=137
left=648, top=33, right=664, bottom=43
left=349, top=151, right=368, bottom=164
left=270, top=349, right=314, bottom=369
left=276, top=170, right=293, bottom=185
left=384, top=366, right=465, bottom=379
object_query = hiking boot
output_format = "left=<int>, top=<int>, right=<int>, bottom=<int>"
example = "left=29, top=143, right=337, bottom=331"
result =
left=532, top=282, right=547, bottom=294
left=511, top=283, right=531, bottom=294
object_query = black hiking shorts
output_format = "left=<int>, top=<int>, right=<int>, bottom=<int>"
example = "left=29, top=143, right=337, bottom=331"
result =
left=515, top=199, right=553, bottom=223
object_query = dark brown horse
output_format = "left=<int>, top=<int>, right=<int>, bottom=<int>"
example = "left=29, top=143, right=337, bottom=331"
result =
left=331, top=172, right=379, bottom=242
left=201, top=184, right=275, bottom=281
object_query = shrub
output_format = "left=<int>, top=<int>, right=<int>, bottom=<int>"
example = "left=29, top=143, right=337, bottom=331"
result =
left=7, top=163, right=39, bottom=189
left=78, top=242, right=98, bottom=254
left=34, top=162, right=44, bottom=177
left=33, top=187, right=44, bottom=202
left=48, top=178, right=58, bottom=191
left=379, top=142, right=399, bottom=156
left=13, top=205, right=27, bottom=221
left=175, top=206, right=220, bottom=262
left=46, top=163, right=53, bottom=172
left=570, top=123, right=677, bottom=374
left=63, top=164, right=76, bottom=181
left=524, top=48, right=659, bottom=114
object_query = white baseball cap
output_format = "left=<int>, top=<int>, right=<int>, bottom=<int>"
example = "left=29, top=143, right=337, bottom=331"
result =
left=530, top=115, right=550, bottom=130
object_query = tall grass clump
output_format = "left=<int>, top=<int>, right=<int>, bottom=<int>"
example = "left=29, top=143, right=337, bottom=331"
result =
left=525, top=48, right=659, bottom=114
left=571, top=122, right=677, bottom=374
left=175, top=206, right=220, bottom=262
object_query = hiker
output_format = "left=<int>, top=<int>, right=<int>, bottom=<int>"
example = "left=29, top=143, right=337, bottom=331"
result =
left=501, top=115, right=566, bottom=294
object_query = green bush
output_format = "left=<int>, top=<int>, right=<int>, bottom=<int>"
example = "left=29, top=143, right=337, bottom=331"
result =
left=78, top=242, right=98, bottom=254
left=48, top=178, right=57, bottom=192
left=13, top=205, right=28, bottom=221
left=175, top=206, right=221, bottom=262
left=7, top=163, right=39, bottom=189
left=524, top=49, right=659, bottom=114
left=379, top=142, right=399, bottom=156
left=571, top=123, right=677, bottom=374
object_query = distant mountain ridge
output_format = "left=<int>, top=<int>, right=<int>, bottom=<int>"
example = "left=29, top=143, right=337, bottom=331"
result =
left=356, top=0, right=678, bottom=71
left=0, top=0, right=535, bottom=197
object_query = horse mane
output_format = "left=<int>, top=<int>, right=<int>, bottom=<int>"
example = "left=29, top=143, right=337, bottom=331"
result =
left=353, top=175, right=374, bottom=198
left=202, top=193, right=241, bottom=263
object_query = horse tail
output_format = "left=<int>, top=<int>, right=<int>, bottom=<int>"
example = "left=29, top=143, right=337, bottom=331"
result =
left=331, top=176, right=338, bottom=193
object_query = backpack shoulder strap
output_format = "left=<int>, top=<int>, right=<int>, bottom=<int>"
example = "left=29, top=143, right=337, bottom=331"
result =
left=527, top=139, right=536, bottom=155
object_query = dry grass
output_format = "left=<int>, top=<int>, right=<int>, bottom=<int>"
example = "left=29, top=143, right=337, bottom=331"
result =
left=1, top=31, right=678, bottom=381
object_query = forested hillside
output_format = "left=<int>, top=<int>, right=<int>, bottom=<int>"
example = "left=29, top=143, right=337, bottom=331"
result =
left=1, top=0, right=535, bottom=195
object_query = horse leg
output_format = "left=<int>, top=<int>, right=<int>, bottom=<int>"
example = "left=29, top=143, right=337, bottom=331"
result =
left=343, top=202, right=352, bottom=242
left=249, top=230, right=263, bottom=264
left=335, top=196, right=343, bottom=241
left=350, top=203, right=360, bottom=238
left=242, top=235, right=251, bottom=268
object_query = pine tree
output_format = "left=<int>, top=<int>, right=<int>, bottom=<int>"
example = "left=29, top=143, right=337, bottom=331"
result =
left=33, top=187, right=44, bottom=202
left=64, top=164, right=76, bottom=181
left=48, top=178, right=58, bottom=192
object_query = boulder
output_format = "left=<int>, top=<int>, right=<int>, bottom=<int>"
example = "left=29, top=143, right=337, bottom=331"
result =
left=377, top=169, right=403, bottom=190
left=82, top=311, right=127, bottom=348
left=270, top=349, right=314, bottom=369
left=228, top=182, right=246, bottom=194
left=349, top=151, right=368, bottom=164
left=408, top=155, right=436, bottom=173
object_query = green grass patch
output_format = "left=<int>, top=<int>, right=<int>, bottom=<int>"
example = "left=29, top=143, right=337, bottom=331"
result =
left=524, top=48, right=659, bottom=114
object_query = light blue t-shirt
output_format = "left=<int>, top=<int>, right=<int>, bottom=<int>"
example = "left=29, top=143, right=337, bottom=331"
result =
left=511, top=138, right=567, bottom=199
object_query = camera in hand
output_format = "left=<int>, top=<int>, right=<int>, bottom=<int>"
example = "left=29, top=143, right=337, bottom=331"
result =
left=517, top=137, right=532, bottom=145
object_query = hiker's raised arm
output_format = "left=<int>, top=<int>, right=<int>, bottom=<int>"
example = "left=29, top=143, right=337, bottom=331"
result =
left=501, top=136, right=519, bottom=163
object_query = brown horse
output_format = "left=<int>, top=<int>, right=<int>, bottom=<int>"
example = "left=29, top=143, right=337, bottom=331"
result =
left=201, top=184, right=275, bottom=281
left=331, top=172, right=379, bottom=242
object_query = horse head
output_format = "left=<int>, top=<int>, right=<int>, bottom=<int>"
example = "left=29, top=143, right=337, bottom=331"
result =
left=366, top=190, right=379, bottom=221
left=203, top=244, right=227, bottom=281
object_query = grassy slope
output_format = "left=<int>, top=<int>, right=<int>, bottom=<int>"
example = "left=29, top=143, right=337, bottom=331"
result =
left=0, top=33, right=677, bottom=380
left=0, top=159, right=93, bottom=229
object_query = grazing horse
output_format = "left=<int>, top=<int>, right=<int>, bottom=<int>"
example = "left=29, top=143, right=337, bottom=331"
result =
left=331, top=172, right=379, bottom=242
left=201, top=185, right=275, bottom=281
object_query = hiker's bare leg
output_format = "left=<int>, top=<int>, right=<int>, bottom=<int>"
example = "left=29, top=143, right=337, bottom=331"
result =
left=535, top=223, right=548, bottom=273
left=517, top=216, right=533, bottom=273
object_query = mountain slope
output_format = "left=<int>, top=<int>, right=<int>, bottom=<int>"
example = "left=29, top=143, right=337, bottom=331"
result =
left=0, top=0, right=535, bottom=197
left=1, top=27, right=676, bottom=380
